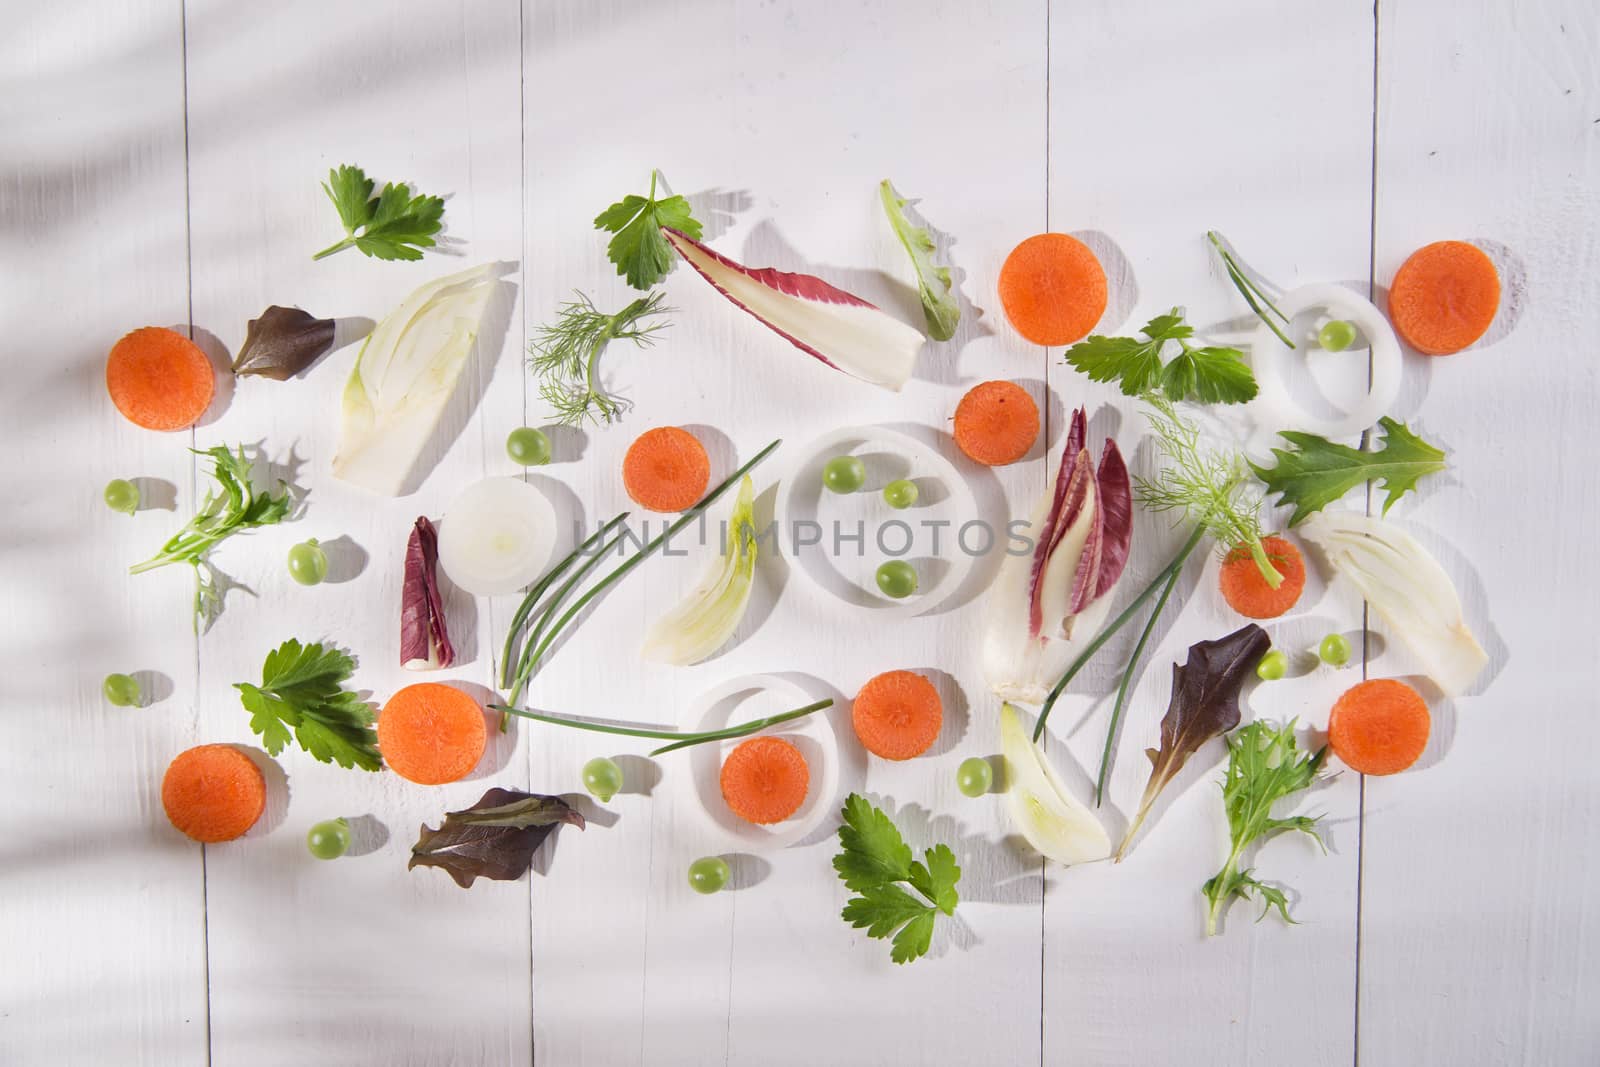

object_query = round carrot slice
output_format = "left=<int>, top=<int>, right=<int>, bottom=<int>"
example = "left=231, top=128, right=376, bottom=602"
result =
left=1387, top=240, right=1499, bottom=355
left=106, top=326, right=216, bottom=431
left=852, top=670, right=942, bottom=761
left=1218, top=535, right=1305, bottom=619
left=998, top=233, right=1108, bottom=346
left=622, top=426, right=711, bottom=513
left=720, top=735, right=809, bottom=824
left=378, top=683, right=487, bottom=785
left=162, top=744, right=267, bottom=843
left=954, top=380, right=1040, bottom=466
left=1328, top=678, right=1431, bottom=775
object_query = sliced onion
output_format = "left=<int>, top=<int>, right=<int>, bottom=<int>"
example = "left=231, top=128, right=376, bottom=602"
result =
left=436, top=478, right=556, bottom=596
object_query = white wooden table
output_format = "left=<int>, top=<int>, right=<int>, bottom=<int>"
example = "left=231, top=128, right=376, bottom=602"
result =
left=5, top=2, right=1596, bottom=1064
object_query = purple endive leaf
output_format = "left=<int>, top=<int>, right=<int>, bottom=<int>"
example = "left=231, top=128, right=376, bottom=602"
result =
left=401, top=516, right=455, bottom=670
left=1068, top=492, right=1104, bottom=615
left=1092, top=439, right=1133, bottom=598
left=1027, top=448, right=1091, bottom=637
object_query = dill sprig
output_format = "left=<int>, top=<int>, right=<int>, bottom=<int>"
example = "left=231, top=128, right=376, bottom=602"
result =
left=1135, top=393, right=1282, bottom=587
left=529, top=290, right=671, bottom=426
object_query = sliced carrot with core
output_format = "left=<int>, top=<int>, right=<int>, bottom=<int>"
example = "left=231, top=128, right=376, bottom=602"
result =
left=106, top=326, right=216, bottom=431
left=852, top=669, right=942, bottom=761
left=1387, top=240, right=1500, bottom=355
left=720, top=735, right=809, bottom=824
left=622, top=426, right=711, bottom=513
left=998, top=233, right=1108, bottom=346
left=954, top=380, right=1040, bottom=466
left=1219, top=535, right=1305, bottom=619
left=378, top=682, right=487, bottom=785
left=162, top=744, right=267, bottom=843
left=1328, top=678, right=1430, bottom=775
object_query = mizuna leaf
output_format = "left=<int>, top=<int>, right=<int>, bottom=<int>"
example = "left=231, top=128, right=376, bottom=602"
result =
left=878, top=179, right=960, bottom=341
left=1251, top=416, right=1447, bottom=527
left=1115, top=623, right=1270, bottom=860
left=409, top=788, right=585, bottom=889
left=232, top=306, right=337, bottom=380
left=661, top=227, right=925, bottom=391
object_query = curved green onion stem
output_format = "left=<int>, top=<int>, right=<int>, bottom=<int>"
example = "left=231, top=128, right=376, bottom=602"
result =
left=488, top=698, right=832, bottom=756
left=499, top=438, right=781, bottom=715
left=1093, top=555, right=1187, bottom=806
left=1206, top=231, right=1294, bottom=349
left=500, top=513, right=630, bottom=689
left=1032, top=524, right=1207, bottom=743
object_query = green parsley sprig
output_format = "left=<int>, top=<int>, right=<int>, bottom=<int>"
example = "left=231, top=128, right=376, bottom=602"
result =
left=529, top=290, right=672, bottom=425
left=1065, top=309, right=1257, bottom=405
left=594, top=171, right=702, bottom=290
left=834, top=793, right=961, bottom=965
left=1202, top=719, right=1327, bottom=936
left=313, top=164, right=444, bottom=261
left=234, top=639, right=381, bottom=771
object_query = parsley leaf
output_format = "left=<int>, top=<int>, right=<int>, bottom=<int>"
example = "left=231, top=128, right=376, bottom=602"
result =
left=1252, top=417, right=1447, bottom=526
left=833, top=794, right=960, bottom=964
left=1064, top=309, right=1257, bottom=405
left=594, top=171, right=702, bottom=290
left=233, top=639, right=380, bottom=771
left=1201, top=720, right=1326, bottom=936
left=313, top=164, right=444, bottom=262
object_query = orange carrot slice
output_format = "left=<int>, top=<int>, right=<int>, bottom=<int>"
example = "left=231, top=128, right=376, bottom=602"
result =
left=106, top=326, right=216, bottom=431
left=1328, top=678, right=1431, bottom=775
left=1387, top=240, right=1499, bottom=355
left=998, top=233, right=1107, bottom=345
left=1218, top=535, right=1305, bottom=619
left=378, top=682, right=487, bottom=785
left=162, top=744, right=266, bottom=843
left=852, top=670, right=942, bottom=760
left=720, top=735, right=809, bottom=824
left=622, top=426, right=711, bottom=513
left=954, top=380, right=1040, bottom=466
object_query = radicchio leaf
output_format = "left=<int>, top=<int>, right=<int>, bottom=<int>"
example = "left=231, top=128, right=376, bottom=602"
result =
left=409, top=788, right=585, bottom=889
left=232, top=305, right=337, bottom=380
left=1092, top=439, right=1132, bottom=599
left=1027, top=407, right=1093, bottom=637
left=401, top=516, right=455, bottom=670
left=1115, top=624, right=1270, bottom=861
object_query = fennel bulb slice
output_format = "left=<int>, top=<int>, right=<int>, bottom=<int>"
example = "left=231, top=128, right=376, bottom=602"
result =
left=1299, top=509, right=1487, bottom=695
left=332, top=263, right=501, bottom=495
left=641, top=475, right=758, bottom=665
left=1000, top=703, right=1110, bottom=864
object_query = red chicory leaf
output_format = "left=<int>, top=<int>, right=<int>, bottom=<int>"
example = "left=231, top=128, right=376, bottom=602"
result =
left=1092, top=438, right=1132, bottom=599
left=401, top=516, right=454, bottom=670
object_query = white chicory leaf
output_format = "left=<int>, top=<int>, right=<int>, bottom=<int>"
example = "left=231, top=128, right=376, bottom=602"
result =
left=641, top=475, right=759, bottom=665
left=1299, top=509, right=1487, bottom=695
left=1000, top=703, right=1110, bottom=864
left=332, top=263, right=501, bottom=495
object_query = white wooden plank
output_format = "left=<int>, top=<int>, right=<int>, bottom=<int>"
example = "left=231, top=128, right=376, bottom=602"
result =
left=0, top=2, right=209, bottom=1063
left=1043, top=1, right=1373, bottom=1063
left=523, top=1, right=1050, bottom=1064
left=1361, top=3, right=1600, bottom=1063
left=179, top=2, right=530, bottom=1064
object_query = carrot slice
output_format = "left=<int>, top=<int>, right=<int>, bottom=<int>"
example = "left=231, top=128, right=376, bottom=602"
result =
left=162, top=744, right=266, bottom=843
left=1328, top=678, right=1431, bottom=775
left=622, top=426, right=711, bottom=513
left=378, top=682, right=487, bottom=785
left=1387, top=240, right=1499, bottom=355
left=852, top=670, right=942, bottom=760
left=106, top=326, right=216, bottom=431
left=720, top=735, right=809, bottom=824
left=1218, top=535, right=1305, bottom=619
left=954, top=380, right=1040, bottom=466
left=998, top=233, right=1108, bottom=346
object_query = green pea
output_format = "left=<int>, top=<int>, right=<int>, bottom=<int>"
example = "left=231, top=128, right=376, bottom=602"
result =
left=307, top=818, right=351, bottom=860
left=582, top=757, right=623, bottom=802
left=822, top=455, right=866, bottom=494
left=875, top=560, right=919, bottom=599
left=957, top=757, right=994, bottom=797
left=882, top=479, right=919, bottom=509
left=1255, top=650, right=1288, bottom=681
left=1319, top=633, right=1353, bottom=668
left=1318, top=320, right=1357, bottom=352
left=104, top=479, right=140, bottom=516
left=688, top=856, right=730, bottom=894
left=103, top=673, right=141, bottom=707
left=506, top=427, right=553, bottom=466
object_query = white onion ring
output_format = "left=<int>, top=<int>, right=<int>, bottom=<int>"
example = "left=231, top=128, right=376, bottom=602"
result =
left=1249, top=283, right=1401, bottom=439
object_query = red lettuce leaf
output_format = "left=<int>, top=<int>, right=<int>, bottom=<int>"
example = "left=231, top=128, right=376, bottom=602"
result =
left=1117, top=624, right=1270, bottom=860
left=409, top=788, right=585, bottom=889
left=232, top=305, right=336, bottom=380
left=401, top=516, right=454, bottom=670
